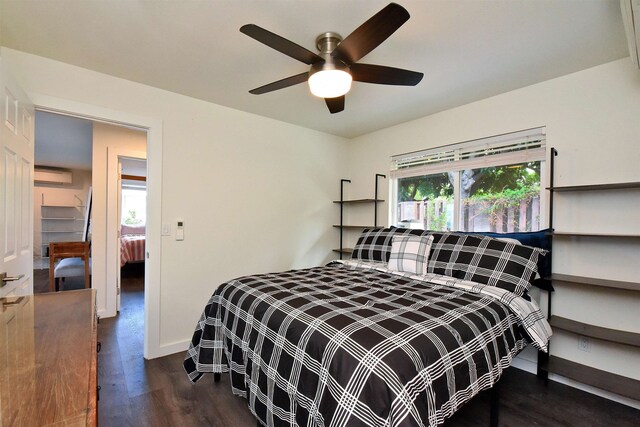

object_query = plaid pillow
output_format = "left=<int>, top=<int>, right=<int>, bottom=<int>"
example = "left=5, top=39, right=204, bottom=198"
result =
left=351, top=227, right=398, bottom=262
left=351, top=227, right=422, bottom=262
left=427, top=232, right=545, bottom=296
left=388, top=235, right=434, bottom=275
left=461, top=229, right=552, bottom=291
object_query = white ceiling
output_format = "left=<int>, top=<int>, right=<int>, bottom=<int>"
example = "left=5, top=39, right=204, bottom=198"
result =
left=35, top=110, right=148, bottom=172
left=1, top=0, right=630, bottom=139
left=34, top=111, right=93, bottom=170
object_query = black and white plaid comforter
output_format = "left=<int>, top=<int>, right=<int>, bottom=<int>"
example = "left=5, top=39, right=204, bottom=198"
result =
left=184, top=260, right=551, bottom=427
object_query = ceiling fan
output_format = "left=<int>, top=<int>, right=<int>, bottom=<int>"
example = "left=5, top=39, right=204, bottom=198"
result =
left=240, top=2, right=423, bottom=114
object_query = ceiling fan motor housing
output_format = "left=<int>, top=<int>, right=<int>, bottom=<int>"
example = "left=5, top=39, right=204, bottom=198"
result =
left=311, top=32, right=350, bottom=75
left=316, top=32, right=342, bottom=54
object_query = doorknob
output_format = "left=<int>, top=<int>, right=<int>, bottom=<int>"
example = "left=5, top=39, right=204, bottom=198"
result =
left=0, top=272, right=25, bottom=287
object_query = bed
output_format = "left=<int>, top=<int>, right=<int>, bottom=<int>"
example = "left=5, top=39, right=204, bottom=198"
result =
left=184, top=228, right=552, bottom=427
left=120, top=225, right=145, bottom=267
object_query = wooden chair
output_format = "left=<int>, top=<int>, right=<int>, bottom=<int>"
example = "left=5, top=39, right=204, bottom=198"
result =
left=48, top=241, right=91, bottom=292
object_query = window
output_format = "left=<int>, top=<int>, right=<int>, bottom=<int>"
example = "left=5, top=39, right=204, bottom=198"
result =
left=121, top=187, right=147, bottom=226
left=391, top=128, right=546, bottom=232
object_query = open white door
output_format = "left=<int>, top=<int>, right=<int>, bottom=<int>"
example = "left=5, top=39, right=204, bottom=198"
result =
left=0, top=57, right=35, bottom=297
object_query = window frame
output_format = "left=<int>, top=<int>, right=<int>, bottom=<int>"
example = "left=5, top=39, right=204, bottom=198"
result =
left=389, top=128, right=547, bottom=231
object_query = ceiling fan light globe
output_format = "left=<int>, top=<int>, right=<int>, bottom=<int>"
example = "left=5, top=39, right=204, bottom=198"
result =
left=308, top=70, right=352, bottom=98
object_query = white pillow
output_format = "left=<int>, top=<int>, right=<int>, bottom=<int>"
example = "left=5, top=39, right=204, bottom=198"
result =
left=387, top=235, right=434, bottom=275
left=495, top=237, right=521, bottom=245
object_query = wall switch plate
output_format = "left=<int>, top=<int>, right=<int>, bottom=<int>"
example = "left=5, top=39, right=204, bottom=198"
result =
left=162, top=223, right=171, bottom=236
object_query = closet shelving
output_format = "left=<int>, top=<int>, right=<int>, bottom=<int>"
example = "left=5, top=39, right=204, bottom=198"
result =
left=333, top=174, right=386, bottom=259
left=40, top=204, right=84, bottom=258
left=539, top=147, right=640, bottom=401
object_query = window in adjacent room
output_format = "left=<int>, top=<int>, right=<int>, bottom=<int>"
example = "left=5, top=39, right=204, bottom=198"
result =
left=390, top=127, right=546, bottom=232
left=121, top=187, right=147, bottom=226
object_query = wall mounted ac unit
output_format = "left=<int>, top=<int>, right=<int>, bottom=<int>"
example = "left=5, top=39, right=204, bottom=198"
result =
left=34, top=167, right=73, bottom=185
left=621, top=0, right=640, bottom=68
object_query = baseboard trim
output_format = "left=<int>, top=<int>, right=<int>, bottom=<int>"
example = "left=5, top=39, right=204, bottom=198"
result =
left=511, top=355, right=537, bottom=374
left=147, top=339, right=190, bottom=360
left=510, top=351, right=640, bottom=410
left=547, top=373, right=640, bottom=410
left=97, top=308, right=115, bottom=319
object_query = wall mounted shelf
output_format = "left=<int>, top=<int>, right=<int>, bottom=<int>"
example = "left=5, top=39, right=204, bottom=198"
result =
left=40, top=205, right=84, bottom=258
left=547, top=182, right=640, bottom=192
left=549, top=232, right=640, bottom=239
left=332, top=248, right=353, bottom=255
left=539, top=147, right=640, bottom=401
left=333, top=199, right=385, bottom=204
left=549, top=274, right=639, bottom=292
left=549, top=315, right=640, bottom=348
left=332, top=225, right=375, bottom=229
left=334, top=174, right=386, bottom=259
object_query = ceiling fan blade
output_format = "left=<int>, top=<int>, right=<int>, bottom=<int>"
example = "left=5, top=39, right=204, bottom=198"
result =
left=331, top=3, right=410, bottom=65
left=325, top=96, right=345, bottom=114
left=240, top=24, right=324, bottom=65
left=249, top=72, right=309, bottom=95
left=350, top=63, right=423, bottom=86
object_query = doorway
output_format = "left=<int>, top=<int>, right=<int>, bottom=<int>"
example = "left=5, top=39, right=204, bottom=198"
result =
left=31, top=99, right=162, bottom=359
left=117, top=156, right=147, bottom=317
left=33, top=110, right=150, bottom=354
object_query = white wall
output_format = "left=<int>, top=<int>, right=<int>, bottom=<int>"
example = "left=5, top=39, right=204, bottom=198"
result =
left=345, top=58, right=640, bottom=404
left=3, top=48, right=348, bottom=357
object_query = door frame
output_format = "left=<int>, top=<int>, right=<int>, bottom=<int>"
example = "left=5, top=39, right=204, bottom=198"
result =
left=33, top=94, right=163, bottom=359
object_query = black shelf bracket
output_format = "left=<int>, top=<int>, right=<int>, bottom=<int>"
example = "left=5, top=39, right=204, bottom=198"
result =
left=548, top=147, right=558, bottom=231
left=538, top=146, right=558, bottom=381
left=339, top=179, right=351, bottom=260
left=548, top=146, right=558, bottom=320
left=374, top=174, right=386, bottom=227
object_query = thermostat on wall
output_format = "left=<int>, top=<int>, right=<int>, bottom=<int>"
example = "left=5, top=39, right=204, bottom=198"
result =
left=176, top=220, right=184, bottom=241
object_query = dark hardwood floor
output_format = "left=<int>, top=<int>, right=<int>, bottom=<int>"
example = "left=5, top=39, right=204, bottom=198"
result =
left=96, top=264, right=258, bottom=427
left=34, top=264, right=632, bottom=427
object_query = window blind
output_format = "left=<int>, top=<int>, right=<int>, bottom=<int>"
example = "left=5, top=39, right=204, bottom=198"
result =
left=391, top=127, right=546, bottom=179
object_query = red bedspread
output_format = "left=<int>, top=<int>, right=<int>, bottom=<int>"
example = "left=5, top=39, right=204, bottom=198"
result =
left=120, top=234, right=145, bottom=267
